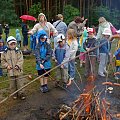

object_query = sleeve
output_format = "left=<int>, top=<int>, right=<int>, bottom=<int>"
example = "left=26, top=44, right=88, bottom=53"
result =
left=1, top=52, right=9, bottom=68
left=16, top=51, right=23, bottom=69
left=30, top=23, right=39, bottom=35
left=70, top=41, right=78, bottom=58
left=35, top=44, right=42, bottom=65
left=61, top=45, right=70, bottom=64
left=44, top=44, right=52, bottom=62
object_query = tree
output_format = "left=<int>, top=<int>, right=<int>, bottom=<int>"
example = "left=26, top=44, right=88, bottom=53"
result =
left=0, top=0, right=18, bottom=25
left=63, top=5, right=80, bottom=25
left=28, top=2, right=42, bottom=19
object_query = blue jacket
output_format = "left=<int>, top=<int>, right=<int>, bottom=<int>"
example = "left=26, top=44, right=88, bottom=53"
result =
left=16, top=29, right=21, bottom=41
left=53, top=20, right=67, bottom=36
left=35, top=41, right=52, bottom=70
left=99, top=39, right=111, bottom=54
left=54, top=43, right=70, bottom=68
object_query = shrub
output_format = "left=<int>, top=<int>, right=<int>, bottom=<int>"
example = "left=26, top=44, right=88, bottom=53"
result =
left=63, top=5, right=80, bottom=25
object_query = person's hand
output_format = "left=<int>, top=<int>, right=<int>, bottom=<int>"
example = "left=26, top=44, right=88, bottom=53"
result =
left=28, top=31, right=32, bottom=35
left=61, top=65, right=64, bottom=69
left=15, top=65, right=19, bottom=70
left=7, top=65, right=12, bottom=70
left=40, top=64, right=44, bottom=69
left=86, top=48, right=90, bottom=51
left=55, top=59, right=57, bottom=63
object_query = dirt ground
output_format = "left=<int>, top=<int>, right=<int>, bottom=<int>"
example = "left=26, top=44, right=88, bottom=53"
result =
left=0, top=76, right=120, bottom=120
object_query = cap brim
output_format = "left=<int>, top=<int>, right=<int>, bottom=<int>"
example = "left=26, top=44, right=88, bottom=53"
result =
left=8, top=41, right=17, bottom=44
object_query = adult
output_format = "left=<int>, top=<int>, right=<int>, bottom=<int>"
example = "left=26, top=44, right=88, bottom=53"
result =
left=96, top=17, right=112, bottom=40
left=28, top=13, right=58, bottom=43
left=53, top=14, right=67, bottom=36
left=21, top=19, right=29, bottom=51
left=68, top=16, right=87, bottom=38
left=0, top=24, right=3, bottom=39
left=4, top=24, right=9, bottom=41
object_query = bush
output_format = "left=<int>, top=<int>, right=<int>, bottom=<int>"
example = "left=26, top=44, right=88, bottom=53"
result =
left=28, top=2, right=42, bottom=19
left=63, top=5, right=80, bottom=25
left=0, top=0, right=18, bottom=26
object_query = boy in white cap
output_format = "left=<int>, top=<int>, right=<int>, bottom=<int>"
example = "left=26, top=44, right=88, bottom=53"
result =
left=53, top=34, right=70, bottom=88
left=1, top=36, right=25, bottom=100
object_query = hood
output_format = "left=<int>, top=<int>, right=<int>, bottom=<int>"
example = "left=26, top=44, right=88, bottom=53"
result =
left=37, top=30, right=48, bottom=41
left=0, top=39, right=4, bottom=43
left=16, top=29, right=20, bottom=33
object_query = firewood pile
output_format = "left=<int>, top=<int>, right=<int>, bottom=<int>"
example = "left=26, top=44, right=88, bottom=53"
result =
left=57, top=91, right=117, bottom=120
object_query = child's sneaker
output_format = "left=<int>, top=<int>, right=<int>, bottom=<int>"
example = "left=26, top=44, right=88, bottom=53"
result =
left=40, top=86, right=45, bottom=93
left=44, top=85, right=49, bottom=92
left=13, top=94, right=17, bottom=100
left=19, top=93, right=26, bottom=100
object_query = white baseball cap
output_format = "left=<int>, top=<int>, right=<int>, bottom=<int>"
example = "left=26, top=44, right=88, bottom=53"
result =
left=57, top=34, right=65, bottom=42
left=7, top=36, right=17, bottom=44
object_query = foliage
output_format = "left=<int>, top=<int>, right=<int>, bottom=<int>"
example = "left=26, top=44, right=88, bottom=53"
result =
left=0, top=0, right=18, bottom=26
left=91, top=5, right=110, bottom=26
left=63, top=5, right=80, bottom=25
left=91, top=5, right=120, bottom=28
left=28, top=2, right=42, bottom=19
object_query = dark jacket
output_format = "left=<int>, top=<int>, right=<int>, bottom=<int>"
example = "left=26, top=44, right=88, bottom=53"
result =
left=83, top=37, right=97, bottom=56
left=21, top=22, right=28, bottom=36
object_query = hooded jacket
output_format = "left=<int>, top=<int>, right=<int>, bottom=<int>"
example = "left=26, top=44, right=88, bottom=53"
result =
left=35, top=30, right=52, bottom=70
left=54, top=43, right=70, bottom=68
left=16, top=29, right=21, bottom=42
left=1, top=47, right=23, bottom=76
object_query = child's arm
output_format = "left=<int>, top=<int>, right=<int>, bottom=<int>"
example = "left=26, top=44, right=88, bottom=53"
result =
left=15, top=51, right=23, bottom=70
left=61, top=45, right=70, bottom=66
left=1, top=53, right=11, bottom=69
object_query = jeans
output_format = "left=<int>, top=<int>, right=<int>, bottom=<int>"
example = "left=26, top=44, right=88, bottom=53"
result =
left=68, top=60, right=75, bottom=79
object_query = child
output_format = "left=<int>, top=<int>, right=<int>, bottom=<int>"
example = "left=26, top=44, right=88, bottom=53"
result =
left=1, top=36, right=25, bottom=100
left=114, top=48, right=120, bottom=79
left=16, top=29, right=22, bottom=48
left=98, top=28, right=112, bottom=77
left=83, top=28, right=97, bottom=77
left=53, top=34, right=70, bottom=88
left=66, top=29, right=78, bottom=86
left=0, top=39, right=6, bottom=76
left=35, top=30, right=52, bottom=93
left=79, top=28, right=88, bottom=67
